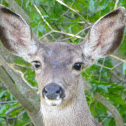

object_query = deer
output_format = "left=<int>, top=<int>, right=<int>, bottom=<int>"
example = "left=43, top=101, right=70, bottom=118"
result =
left=0, top=4, right=125, bottom=126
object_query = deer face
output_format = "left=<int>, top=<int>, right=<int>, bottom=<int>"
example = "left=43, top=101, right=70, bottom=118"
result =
left=32, top=42, right=85, bottom=106
left=0, top=5, right=125, bottom=107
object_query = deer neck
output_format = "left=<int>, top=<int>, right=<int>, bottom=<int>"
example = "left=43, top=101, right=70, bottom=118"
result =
left=41, top=82, right=96, bottom=126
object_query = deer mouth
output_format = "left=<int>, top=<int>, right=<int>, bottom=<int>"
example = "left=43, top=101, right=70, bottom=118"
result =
left=45, top=96, right=63, bottom=106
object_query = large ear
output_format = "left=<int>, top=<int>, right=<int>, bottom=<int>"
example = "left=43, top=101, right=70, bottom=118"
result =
left=0, top=5, right=39, bottom=61
left=82, top=7, right=125, bottom=61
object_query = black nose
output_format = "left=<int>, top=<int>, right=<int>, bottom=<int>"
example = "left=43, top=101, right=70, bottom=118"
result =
left=42, top=83, right=65, bottom=100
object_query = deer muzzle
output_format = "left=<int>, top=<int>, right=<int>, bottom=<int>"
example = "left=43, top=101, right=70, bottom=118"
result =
left=42, top=83, right=65, bottom=106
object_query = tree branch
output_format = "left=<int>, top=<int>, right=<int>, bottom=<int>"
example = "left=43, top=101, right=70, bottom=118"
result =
left=94, top=92, right=124, bottom=126
left=0, top=46, right=43, bottom=126
left=114, top=0, right=119, bottom=9
left=111, top=54, right=126, bottom=63
left=56, top=0, right=90, bottom=25
left=84, top=82, right=124, bottom=126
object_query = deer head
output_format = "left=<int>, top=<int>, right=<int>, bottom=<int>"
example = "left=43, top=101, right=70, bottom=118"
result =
left=0, top=5, right=125, bottom=108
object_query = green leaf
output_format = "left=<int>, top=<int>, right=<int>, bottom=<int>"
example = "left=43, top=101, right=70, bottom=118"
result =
left=123, top=62, right=126, bottom=75
left=97, top=85, right=109, bottom=94
left=104, top=118, right=112, bottom=126
left=0, top=90, right=7, bottom=98
left=89, top=0, right=95, bottom=13
left=25, top=0, right=30, bottom=7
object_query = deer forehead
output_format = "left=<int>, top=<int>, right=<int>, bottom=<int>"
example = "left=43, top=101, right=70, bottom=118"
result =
left=37, top=42, right=82, bottom=67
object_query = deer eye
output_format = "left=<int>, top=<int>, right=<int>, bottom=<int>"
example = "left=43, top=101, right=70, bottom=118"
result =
left=32, top=61, right=41, bottom=69
left=73, top=62, right=84, bottom=71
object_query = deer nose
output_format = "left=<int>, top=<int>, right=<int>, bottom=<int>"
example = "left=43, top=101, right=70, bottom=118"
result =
left=42, top=83, right=65, bottom=100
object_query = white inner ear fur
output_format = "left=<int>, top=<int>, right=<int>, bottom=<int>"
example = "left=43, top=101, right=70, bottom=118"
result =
left=1, top=12, right=38, bottom=60
left=83, top=8, right=125, bottom=60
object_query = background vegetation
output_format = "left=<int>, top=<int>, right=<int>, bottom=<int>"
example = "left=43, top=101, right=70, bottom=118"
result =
left=0, top=0, right=126, bottom=126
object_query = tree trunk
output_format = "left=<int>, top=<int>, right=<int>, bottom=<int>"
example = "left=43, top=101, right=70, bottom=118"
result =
left=0, top=46, right=43, bottom=126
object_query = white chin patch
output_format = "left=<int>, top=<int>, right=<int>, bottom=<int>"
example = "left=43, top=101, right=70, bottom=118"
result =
left=45, top=97, right=63, bottom=106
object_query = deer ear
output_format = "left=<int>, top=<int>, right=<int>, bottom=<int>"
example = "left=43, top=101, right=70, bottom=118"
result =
left=0, top=5, right=38, bottom=61
left=82, top=7, right=125, bottom=61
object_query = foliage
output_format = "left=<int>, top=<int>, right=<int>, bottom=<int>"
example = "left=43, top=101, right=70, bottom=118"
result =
left=0, top=0, right=126, bottom=126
